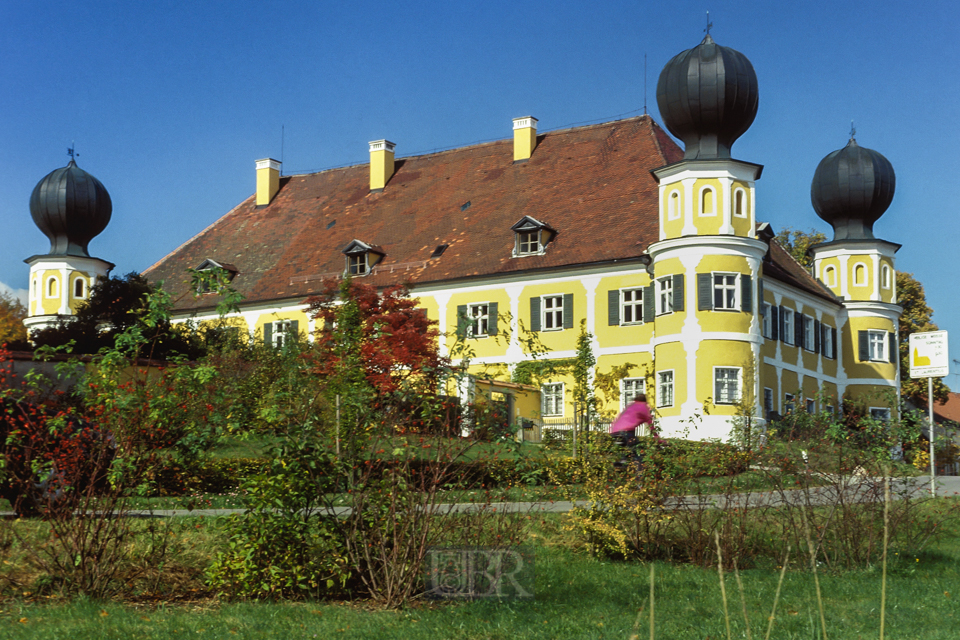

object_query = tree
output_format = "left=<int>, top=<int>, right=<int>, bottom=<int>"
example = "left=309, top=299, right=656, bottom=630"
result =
left=0, top=291, right=27, bottom=347
left=775, top=227, right=827, bottom=269
left=30, top=272, right=203, bottom=360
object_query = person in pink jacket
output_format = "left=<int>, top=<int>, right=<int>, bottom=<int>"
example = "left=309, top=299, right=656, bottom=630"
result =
left=610, top=393, right=653, bottom=466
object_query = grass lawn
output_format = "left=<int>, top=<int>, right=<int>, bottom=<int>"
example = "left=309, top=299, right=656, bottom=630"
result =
left=2, top=512, right=959, bottom=640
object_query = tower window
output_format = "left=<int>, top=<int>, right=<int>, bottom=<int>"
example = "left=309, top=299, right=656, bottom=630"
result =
left=668, top=190, right=681, bottom=220
left=824, top=265, right=837, bottom=288
left=713, top=273, right=738, bottom=310
left=860, top=329, right=891, bottom=362
left=699, top=186, right=716, bottom=216
left=714, top=367, right=741, bottom=404
left=853, top=263, right=867, bottom=286
left=881, top=264, right=892, bottom=289
left=733, top=188, right=747, bottom=218
left=46, top=276, right=59, bottom=298
left=74, top=278, right=86, bottom=298
left=658, top=371, right=674, bottom=408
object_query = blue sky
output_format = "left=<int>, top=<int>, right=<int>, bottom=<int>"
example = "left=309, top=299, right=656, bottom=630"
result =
left=2, top=1, right=959, bottom=388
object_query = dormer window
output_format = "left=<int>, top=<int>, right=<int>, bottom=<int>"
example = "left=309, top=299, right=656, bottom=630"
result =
left=511, top=216, right=555, bottom=257
left=194, top=259, right=238, bottom=293
left=342, top=240, right=384, bottom=276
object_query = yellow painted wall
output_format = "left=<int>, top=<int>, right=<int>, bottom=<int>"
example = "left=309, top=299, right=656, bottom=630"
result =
left=879, top=258, right=896, bottom=303
left=695, top=254, right=753, bottom=333
left=695, top=339, right=754, bottom=416
left=447, top=290, right=512, bottom=359
left=595, top=273, right=654, bottom=349
left=520, top=281, right=585, bottom=353
left=594, top=352, right=653, bottom=417
left=653, top=341, right=686, bottom=417
left=843, top=384, right=899, bottom=417
left=693, top=178, right=723, bottom=235
left=652, top=257, right=686, bottom=336
left=841, top=316, right=898, bottom=380
left=847, top=255, right=872, bottom=298
left=662, top=184, right=684, bottom=239
left=252, top=309, right=311, bottom=340
left=730, top=182, right=752, bottom=237
left=38, top=269, right=62, bottom=315
left=817, top=256, right=842, bottom=295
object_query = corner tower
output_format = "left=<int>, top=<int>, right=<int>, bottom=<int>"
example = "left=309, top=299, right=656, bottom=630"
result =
left=23, top=159, right=115, bottom=336
left=809, top=138, right=901, bottom=410
left=648, top=35, right=767, bottom=439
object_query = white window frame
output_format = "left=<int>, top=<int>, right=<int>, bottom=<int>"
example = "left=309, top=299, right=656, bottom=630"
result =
left=853, top=262, right=868, bottom=287
left=881, top=264, right=892, bottom=290
left=541, top=383, right=564, bottom=417
left=657, top=277, right=674, bottom=315
left=467, top=303, right=490, bottom=338
left=805, top=398, right=816, bottom=413
left=826, top=404, right=835, bottom=415
left=658, top=370, right=674, bottom=408
left=668, top=190, right=681, bottom=220
left=784, top=393, right=795, bottom=414
left=870, top=407, right=891, bottom=422
left=271, top=320, right=295, bottom=349
left=763, top=387, right=774, bottom=416
left=542, top=295, right=563, bottom=331
left=867, top=329, right=887, bottom=362
left=713, top=367, right=741, bottom=405
left=713, top=273, right=739, bottom=310
left=733, top=187, right=747, bottom=218
left=46, top=276, right=59, bottom=298
left=347, top=252, right=369, bottom=276
left=73, top=277, right=86, bottom=299
left=803, top=315, right=816, bottom=351
left=762, top=303, right=772, bottom=338
left=516, top=230, right=542, bottom=256
left=621, top=378, right=646, bottom=411
left=620, top=287, right=644, bottom=325
left=823, top=324, right=834, bottom=358
left=824, top=265, right=837, bottom=288
left=698, top=185, right=717, bottom=217
left=781, top=308, right=794, bottom=345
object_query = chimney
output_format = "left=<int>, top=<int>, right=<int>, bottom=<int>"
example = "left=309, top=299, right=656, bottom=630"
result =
left=255, top=158, right=281, bottom=206
left=513, top=116, right=538, bottom=162
left=369, top=140, right=396, bottom=191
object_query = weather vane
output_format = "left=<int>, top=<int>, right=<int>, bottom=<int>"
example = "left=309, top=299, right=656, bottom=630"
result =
left=705, top=11, right=713, bottom=35
left=67, top=142, right=78, bottom=161
left=850, top=120, right=856, bottom=140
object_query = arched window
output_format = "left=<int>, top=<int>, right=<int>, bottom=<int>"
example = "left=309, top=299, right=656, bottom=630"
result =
left=853, top=263, right=867, bottom=286
left=74, top=278, right=85, bottom=298
left=33, top=279, right=39, bottom=298
left=734, top=189, right=746, bottom=217
left=46, top=276, right=59, bottom=298
left=668, top=191, right=680, bottom=220
left=824, top=265, right=837, bottom=288
left=699, top=187, right=716, bottom=216
left=881, top=264, right=892, bottom=289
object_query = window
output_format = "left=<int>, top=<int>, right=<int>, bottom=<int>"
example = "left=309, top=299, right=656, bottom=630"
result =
left=46, top=276, right=59, bottom=298
left=822, top=324, right=835, bottom=359
left=543, top=295, right=563, bottom=330
left=511, top=216, right=554, bottom=257
left=805, top=398, right=816, bottom=413
left=762, top=304, right=772, bottom=338
left=342, top=240, right=382, bottom=276
left=699, top=186, right=716, bottom=216
left=870, top=407, right=891, bottom=421
left=658, top=371, right=674, bottom=408
left=658, top=277, right=673, bottom=315
left=542, top=383, right=564, bottom=417
left=714, top=368, right=741, bottom=404
left=621, top=378, right=645, bottom=410
left=265, top=320, right=298, bottom=349
left=734, top=188, right=747, bottom=217
left=784, top=393, right=795, bottom=414
left=824, top=265, right=837, bottom=288
left=713, top=273, right=738, bottom=310
left=803, top=316, right=816, bottom=351
left=781, top=308, right=794, bottom=345
left=668, top=191, right=680, bottom=220
left=348, top=253, right=368, bottom=275
left=73, top=278, right=85, bottom=298
left=467, top=303, right=490, bottom=337
left=763, top=388, right=774, bottom=417
left=864, top=329, right=887, bottom=362
left=620, top=288, right=644, bottom=325
left=881, top=264, right=892, bottom=289
left=853, top=263, right=867, bottom=286
left=826, top=404, right=835, bottom=415
left=33, top=279, right=38, bottom=298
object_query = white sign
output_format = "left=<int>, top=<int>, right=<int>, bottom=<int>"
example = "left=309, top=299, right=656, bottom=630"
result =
left=909, top=330, right=949, bottom=378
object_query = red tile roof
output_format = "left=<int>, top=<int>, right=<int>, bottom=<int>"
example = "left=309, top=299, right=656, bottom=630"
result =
left=144, top=115, right=831, bottom=312
left=935, top=392, right=960, bottom=424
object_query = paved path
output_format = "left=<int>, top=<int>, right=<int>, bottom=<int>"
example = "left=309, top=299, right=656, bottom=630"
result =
left=5, top=476, right=958, bottom=519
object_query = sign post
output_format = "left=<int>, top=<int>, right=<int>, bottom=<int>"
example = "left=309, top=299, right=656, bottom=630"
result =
left=909, top=331, right=949, bottom=498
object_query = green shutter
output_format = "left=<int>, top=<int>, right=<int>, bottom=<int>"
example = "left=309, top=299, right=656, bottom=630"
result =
left=770, top=305, right=779, bottom=341
left=889, top=331, right=897, bottom=363
left=562, top=293, right=574, bottom=329
left=289, top=320, right=299, bottom=339
left=643, top=284, right=655, bottom=322
left=488, top=302, right=498, bottom=336
left=814, top=320, right=821, bottom=354
left=741, top=274, right=752, bottom=313
left=757, top=277, right=764, bottom=310
left=795, top=313, right=804, bottom=347
left=859, top=330, right=869, bottom=361
left=697, top=273, right=713, bottom=311
left=456, top=304, right=468, bottom=338
left=608, top=290, right=620, bottom=326
left=831, top=327, right=838, bottom=360
left=263, top=322, right=273, bottom=346
left=530, top=297, right=541, bottom=332
left=672, top=274, right=685, bottom=312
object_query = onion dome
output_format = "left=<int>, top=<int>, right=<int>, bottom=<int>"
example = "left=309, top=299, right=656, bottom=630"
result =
left=811, top=138, right=895, bottom=240
left=656, top=35, right=759, bottom=160
left=29, top=160, right=112, bottom=257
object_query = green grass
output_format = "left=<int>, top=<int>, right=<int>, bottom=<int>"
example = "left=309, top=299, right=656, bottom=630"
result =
left=3, top=513, right=960, bottom=639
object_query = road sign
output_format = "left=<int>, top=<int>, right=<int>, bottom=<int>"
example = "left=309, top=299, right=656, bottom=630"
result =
left=909, top=331, right=949, bottom=379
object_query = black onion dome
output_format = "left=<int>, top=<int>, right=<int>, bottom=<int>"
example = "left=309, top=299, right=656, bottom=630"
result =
left=656, top=35, right=759, bottom=160
left=811, top=139, right=895, bottom=240
left=29, top=160, right=112, bottom=257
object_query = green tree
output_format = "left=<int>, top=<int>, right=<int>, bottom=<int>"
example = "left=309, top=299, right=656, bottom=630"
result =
left=572, top=319, right=597, bottom=422
left=775, top=226, right=828, bottom=268
left=897, top=271, right=950, bottom=406
left=0, top=291, right=27, bottom=347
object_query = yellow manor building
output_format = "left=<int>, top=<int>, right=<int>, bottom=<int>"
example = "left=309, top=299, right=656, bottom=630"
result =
left=27, top=36, right=900, bottom=441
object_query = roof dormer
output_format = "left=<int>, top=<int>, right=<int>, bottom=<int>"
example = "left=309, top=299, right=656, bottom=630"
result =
left=342, top=240, right=385, bottom=276
left=194, top=258, right=238, bottom=293
left=510, top=216, right=555, bottom=257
